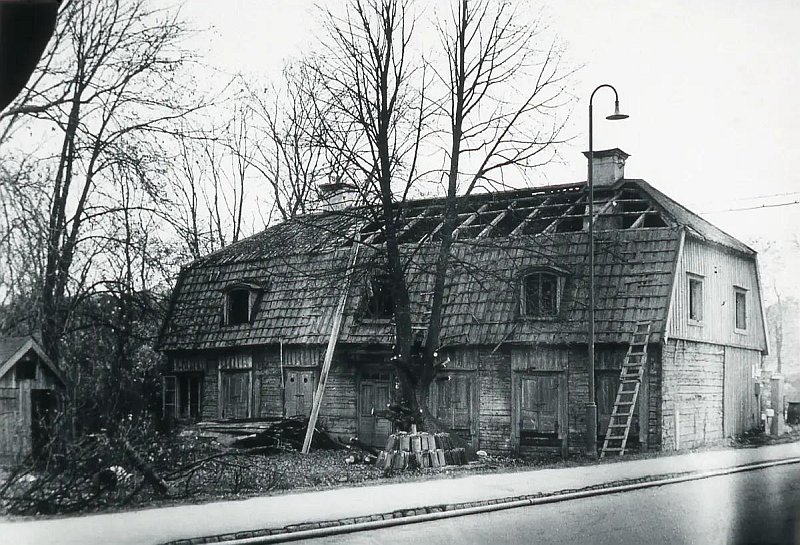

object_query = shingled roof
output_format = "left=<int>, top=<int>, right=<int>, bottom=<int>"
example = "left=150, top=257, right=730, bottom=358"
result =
left=158, top=179, right=753, bottom=352
left=0, top=336, right=66, bottom=385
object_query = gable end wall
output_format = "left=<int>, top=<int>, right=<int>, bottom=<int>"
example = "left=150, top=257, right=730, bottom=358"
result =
left=667, top=237, right=766, bottom=350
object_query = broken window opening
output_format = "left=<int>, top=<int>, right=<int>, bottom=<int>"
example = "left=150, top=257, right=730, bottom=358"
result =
left=226, top=288, right=251, bottom=325
left=15, top=358, right=37, bottom=381
left=366, top=273, right=394, bottom=319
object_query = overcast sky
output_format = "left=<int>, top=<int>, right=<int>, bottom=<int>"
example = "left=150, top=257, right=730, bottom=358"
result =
left=179, top=0, right=800, bottom=253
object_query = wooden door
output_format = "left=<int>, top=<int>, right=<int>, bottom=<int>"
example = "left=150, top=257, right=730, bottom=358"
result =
left=358, top=375, right=393, bottom=448
left=596, top=372, right=619, bottom=438
left=596, top=371, right=640, bottom=442
left=221, top=371, right=250, bottom=419
left=724, top=347, right=758, bottom=436
left=519, top=374, right=561, bottom=446
left=284, top=369, right=315, bottom=417
left=433, top=374, right=474, bottom=443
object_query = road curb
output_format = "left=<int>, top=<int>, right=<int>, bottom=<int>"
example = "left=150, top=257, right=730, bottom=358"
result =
left=165, top=456, right=800, bottom=545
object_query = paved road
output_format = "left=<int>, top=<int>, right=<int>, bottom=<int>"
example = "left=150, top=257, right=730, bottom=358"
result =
left=295, top=464, right=800, bottom=545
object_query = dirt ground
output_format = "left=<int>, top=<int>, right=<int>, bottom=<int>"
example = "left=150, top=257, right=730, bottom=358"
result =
left=2, top=427, right=798, bottom=518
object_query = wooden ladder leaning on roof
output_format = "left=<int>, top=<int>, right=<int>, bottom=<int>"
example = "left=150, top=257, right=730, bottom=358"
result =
left=301, top=242, right=360, bottom=454
left=600, top=320, right=652, bottom=458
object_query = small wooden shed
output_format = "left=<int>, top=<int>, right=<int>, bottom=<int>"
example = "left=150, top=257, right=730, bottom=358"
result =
left=0, top=336, right=66, bottom=464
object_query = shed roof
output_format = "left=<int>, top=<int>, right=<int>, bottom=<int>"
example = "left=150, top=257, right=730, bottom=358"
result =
left=0, top=336, right=66, bottom=385
left=159, top=180, right=754, bottom=352
left=0, top=336, right=29, bottom=364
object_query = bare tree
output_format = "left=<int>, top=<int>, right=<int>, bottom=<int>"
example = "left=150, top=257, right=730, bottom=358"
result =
left=241, top=66, right=330, bottom=220
left=0, top=0, right=207, bottom=362
left=310, top=0, right=428, bottom=423
left=770, top=285, right=784, bottom=375
left=421, top=0, right=573, bottom=420
left=161, top=106, right=258, bottom=261
left=307, top=0, right=574, bottom=435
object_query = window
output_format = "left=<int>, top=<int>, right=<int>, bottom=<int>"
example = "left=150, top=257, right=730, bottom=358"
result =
left=223, top=283, right=263, bottom=326
left=735, top=287, right=747, bottom=331
left=365, top=273, right=394, bottom=319
left=163, top=373, right=202, bottom=421
left=522, top=270, right=563, bottom=318
left=688, top=274, right=704, bottom=323
left=227, top=289, right=250, bottom=324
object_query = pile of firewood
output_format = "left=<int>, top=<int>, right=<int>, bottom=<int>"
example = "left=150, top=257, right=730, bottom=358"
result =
left=376, top=432, right=467, bottom=471
left=230, top=418, right=342, bottom=452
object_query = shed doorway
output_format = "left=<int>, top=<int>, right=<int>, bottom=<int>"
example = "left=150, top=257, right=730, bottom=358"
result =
left=31, top=389, right=58, bottom=459
left=358, top=371, right=393, bottom=448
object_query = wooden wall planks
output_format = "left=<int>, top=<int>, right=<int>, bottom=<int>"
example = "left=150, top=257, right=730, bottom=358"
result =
left=667, top=237, right=766, bottom=351
left=723, top=346, right=760, bottom=436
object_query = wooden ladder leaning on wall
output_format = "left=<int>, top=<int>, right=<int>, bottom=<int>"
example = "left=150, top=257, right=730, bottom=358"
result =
left=600, top=320, right=652, bottom=458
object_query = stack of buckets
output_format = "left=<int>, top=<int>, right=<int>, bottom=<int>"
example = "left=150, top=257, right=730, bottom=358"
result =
left=376, top=430, right=467, bottom=470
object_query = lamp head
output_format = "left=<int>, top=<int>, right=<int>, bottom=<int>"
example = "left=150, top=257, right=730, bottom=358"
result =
left=606, top=100, right=629, bottom=121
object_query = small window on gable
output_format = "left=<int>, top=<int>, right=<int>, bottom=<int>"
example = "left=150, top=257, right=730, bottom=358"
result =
left=522, top=270, right=564, bottom=318
left=688, top=274, right=704, bottom=323
left=734, top=287, right=747, bottom=331
left=365, top=273, right=394, bottom=319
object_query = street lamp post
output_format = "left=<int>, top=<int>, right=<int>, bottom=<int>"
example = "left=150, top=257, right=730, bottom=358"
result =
left=586, top=84, right=628, bottom=457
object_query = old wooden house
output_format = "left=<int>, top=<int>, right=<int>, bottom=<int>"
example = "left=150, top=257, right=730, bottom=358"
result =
left=0, top=336, right=66, bottom=464
left=158, top=149, right=768, bottom=456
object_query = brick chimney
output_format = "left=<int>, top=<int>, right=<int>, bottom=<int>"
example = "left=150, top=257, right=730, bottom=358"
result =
left=318, top=181, right=360, bottom=211
left=582, top=148, right=629, bottom=187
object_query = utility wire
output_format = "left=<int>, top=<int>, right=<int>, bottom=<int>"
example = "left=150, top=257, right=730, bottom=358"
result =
left=724, top=190, right=800, bottom=202
left=702, top=200, right=800, bottom=214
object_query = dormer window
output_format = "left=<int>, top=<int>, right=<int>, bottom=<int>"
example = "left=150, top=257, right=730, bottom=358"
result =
left=227, top=289, right=250, bottom=324
left=222, top=282, right=263, bottom=325
left=521, top=268, right=566, bottom=318
left=365, top=273, right=394, bottom=319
